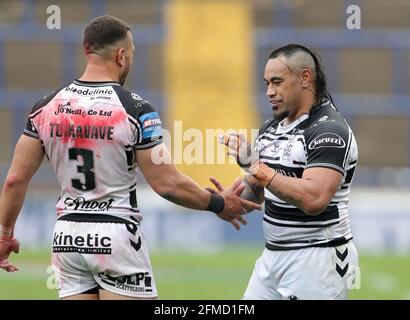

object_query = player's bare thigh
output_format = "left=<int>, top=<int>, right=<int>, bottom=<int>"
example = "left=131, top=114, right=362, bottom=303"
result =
left=99, top=289, right=158, bottom=300
left=61, top=293, right=99, bottom=300
left=61, top=290, right=158, bottom=300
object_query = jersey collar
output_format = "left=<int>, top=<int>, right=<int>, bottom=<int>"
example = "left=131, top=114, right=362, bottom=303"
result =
left=73, top=79, right=121, bottom=87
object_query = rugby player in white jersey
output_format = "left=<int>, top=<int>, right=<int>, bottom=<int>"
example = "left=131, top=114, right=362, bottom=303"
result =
left=0, top=15, right=260, bottom=300
left=216, top=44, right=359, bottom=300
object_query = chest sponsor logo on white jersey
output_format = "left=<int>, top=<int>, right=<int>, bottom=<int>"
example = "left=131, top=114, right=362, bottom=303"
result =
left=64, top=197, right=114, bottom=211
left=308, top=133, right=346, bottom=150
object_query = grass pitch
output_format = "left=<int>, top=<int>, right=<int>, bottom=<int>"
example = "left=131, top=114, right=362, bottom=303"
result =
left=0, top=247, right=409, bottom=300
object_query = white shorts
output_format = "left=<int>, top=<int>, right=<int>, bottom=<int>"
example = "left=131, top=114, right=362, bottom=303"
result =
left=51, top=215, right=157, bottom=299
left=243, top=241, right=359, bottom=300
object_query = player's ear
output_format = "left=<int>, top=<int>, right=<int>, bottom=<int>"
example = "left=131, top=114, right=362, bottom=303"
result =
left=300, top=68, right=312, bottom=88
left=116, top=47, right=126, bottom=67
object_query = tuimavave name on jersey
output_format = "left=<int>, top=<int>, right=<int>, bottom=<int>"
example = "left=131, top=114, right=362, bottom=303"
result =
left=50, top=123, right=114, bottom=140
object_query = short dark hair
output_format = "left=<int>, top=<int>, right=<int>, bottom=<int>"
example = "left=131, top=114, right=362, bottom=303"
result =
left=83, top=15, right=131, bottom=55
left=268, top=44, right=331, bottom=104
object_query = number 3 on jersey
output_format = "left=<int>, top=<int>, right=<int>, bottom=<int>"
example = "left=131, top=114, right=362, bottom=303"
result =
left=68, top=148, right=96, bottom=191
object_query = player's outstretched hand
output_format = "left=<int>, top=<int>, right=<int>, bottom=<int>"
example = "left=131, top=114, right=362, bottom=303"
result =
left=218, top=133, right=254, bottom=168
left=207, top=176, right=262, bottom=230
left=0, top=238, right=20, bottom=272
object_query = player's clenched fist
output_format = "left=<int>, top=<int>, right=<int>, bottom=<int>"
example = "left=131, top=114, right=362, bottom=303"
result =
left=218, top=133, right=255, bottom=168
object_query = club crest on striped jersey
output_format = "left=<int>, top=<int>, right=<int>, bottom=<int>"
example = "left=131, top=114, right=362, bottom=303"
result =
left=308, top=133, right=346, bottom=150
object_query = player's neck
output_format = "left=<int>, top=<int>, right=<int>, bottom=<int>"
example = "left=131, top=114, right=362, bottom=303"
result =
left=79, top=62, right=119, bottom=83
left=284, top=96, right=316, bottom=125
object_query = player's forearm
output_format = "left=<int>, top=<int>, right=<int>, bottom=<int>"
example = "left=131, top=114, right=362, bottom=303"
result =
left=158, top=173, right=214, bottom=211
left=250, top=162, right=326, bottom=215
left=0, top=177, right=29, bottom=228
left=138, top=145, right=223, bottom=213
left=265, top=174, right=325, bottom=215
left=0, top=136, right=44, bottom=228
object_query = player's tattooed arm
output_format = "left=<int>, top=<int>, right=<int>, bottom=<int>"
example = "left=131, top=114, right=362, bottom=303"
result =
left=241, top=175, right=265, bottom=205
left=261, top=167, right=342, bottom=215
left=266, top=183, right=303, bottom=209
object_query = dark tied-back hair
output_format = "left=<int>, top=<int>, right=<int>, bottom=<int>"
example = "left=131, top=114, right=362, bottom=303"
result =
left=83, top=15, right=131, bottom=55
left=268, top=44, right=332, bottom=104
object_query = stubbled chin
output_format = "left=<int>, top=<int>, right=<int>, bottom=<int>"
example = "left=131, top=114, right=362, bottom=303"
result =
left=273, top=110, right=289, bottom=121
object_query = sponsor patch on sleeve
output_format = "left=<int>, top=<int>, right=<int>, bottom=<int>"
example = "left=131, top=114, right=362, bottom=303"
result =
left=139, top=112, right=162, bottom=139
left=308, top=132, right=346, bottom=150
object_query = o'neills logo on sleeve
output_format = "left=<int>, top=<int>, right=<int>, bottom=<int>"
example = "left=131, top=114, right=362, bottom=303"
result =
left=308, top=133, right=346, bottom=150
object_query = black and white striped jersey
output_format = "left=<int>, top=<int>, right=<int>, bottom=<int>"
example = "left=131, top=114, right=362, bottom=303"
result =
left=24, top=80, right=163, bottom=223
left=256, top=99, right=358, bottom=250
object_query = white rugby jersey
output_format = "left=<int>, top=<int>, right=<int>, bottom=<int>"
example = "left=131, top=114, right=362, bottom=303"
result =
left=24, top=80, right=163, bottom=222
left=256, top=99, right=358, bottom=250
